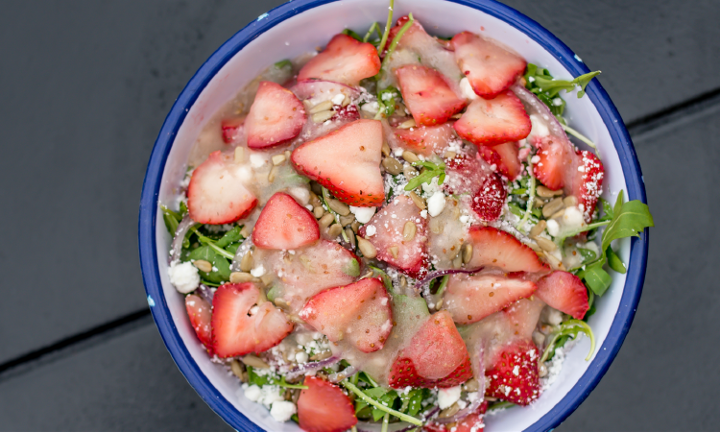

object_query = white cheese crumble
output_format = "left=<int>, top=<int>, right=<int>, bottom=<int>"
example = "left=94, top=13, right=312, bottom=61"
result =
left=365, top=224, right=377, bottom=237
left=270, top=401, right=297, bottom=423
left=168, top=261, right=200, bottom=294
left=529, top=114, right=550, bottom=137
left=251, top=264, right=266, bottom=277
left=459, top=77, right=478, bottom=101
left=562, top=206, right=584, bottom=230
left=427, top=192, right=446, bottom=217
left=249, top=153, right=267, bottom=168
left=295, top=351, right=309, bottom=364
left=288, top=187, right=310, bottom=205
left=331, top=93, right=345, bottom=106
left=546, top=219, right=560, bottom=237
left=361, top=101, right=379, bottom=114
left=438, top=385, right=462, bottom=409
left=349, top=206, right=376, bottom=224
left=235, top=165, right=253, bottom=184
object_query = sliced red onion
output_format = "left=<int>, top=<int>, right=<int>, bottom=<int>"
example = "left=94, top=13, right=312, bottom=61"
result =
left=510, top=84, right=573, bottom=148
left=413, top=267, right=484, bottom=291
left=285, top=356, right=340, bottom=378
left=196, top=284, right=214, bottom=304
left=169, top=214, right=197, bottom=264
left=328, top=365, right=357, bottom=383
left=230, top=238, right=254, bottom=272
left=424, top=405, right=440, bottom=420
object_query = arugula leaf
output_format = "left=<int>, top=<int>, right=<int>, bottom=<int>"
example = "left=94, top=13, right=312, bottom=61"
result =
left=541, top=319, right=596, bottom=362
left=369, top=265, right=394, bottom=293
left=581, top=261, right=612, bottom=296
left=161, top=205, right=180, bottom=235
left=606, top=246, right=626, bottom=274
left=342, top=258, right=361, bottom=277
left=341, top=28, right=364, bottom=42
left=530, top=69, right=601, bottom=98
left=377, top=86, right=401, bottom=116
left=274, top=59, right=293, bottom=70
left=180, top=201, right=188, bottom=216
left=188, top=245, right=231, bottom=283
left=246, top=366, right=272, bottom=387
left=600, top=191, right=654, bottom=263
left=215, top=225, right=244, bottom=247
left=404, top=160, right=445, bottom=191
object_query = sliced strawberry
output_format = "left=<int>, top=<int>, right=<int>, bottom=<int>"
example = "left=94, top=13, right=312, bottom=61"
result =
left=252, top=192, right=319, bottom=250
left=467, top=226, right=548, bottom=273
left=536, top=270, right=589, bottom=320
left=300, top=278, right=392, bottom=353
left=267, top=240, right=359, bottom=310
left=359, top=195, right=428, bottom=279
left=211, top=283, right=293, bottom=358
left=185, top=294, right=213, bottom=353
left=444, top=273, right=537, bottom=324
left=332, top=103, right=360, bottom=122
left=291, top=119, right=384, bottom=206
left=424, top=401, right=488, bottom=432
left=245, top=81, right=306, bottom=149
left=570, top=149, right=604, bottom=223
left=470, top=172, right=507, bottom=222
left=297, top=34, right=381, bottom=86
left=393, top=123, right=457, bottom=156
left=478, top=141, right=522, bottom=179
left=290, top=79, right=360, bottom=106
left=454, top=90, right=531, bottom=147
left=451, top=31, right=526, bottom=99
left=187, top=151, right=257, bottom=224
left=389, top=311, right=473, bottom=389
left=503, top=296, right=546, bottom=340
left=297, top=376, right=357, bottom=432
left=444, top=153, right=493, bottom=196
left=485, top=339, right=540, bottom=406
left=383, top=16, right=414, bottom=55
left=532, top=135, right=571, bottom=190
left=220, top=117, right=244, bottom=144
left=395, top=65, right=466, bottom=126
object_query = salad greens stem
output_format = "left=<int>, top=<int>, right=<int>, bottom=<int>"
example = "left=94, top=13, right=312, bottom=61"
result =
left=560, top=123, right=601, bottom=159
left=341, top=380, right=423, bottom=426
left=381, top=412, right=390, bottom=432
left=321, top=187, right=350, bottom=242
left=517, top=153, right=536, bottom=232
left=559, top=220, right=610, bottom=242
left=435, top=275, right=450, bottom=296
left=541, top=319, right=596, bottom=363
left=369, top=265, right=395, bottom=294
left=377, top=0, right=395, bottom=54
left=381, top=13, right=415, bottom=72
left=190, top=227, right=235, bottom=260
left=364, top=22, right=382, bottom=43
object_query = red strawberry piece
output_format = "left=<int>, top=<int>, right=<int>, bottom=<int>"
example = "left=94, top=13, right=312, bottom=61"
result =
left=393, top=122, right=457, bottom=156
left=485, top=339, right=540, bottom=406
left=478, top=141, right=522, bottom=179
left=290, top=79, right=359, bottom=106
left=185, top=294, right=213, bottom=354
left=395, top=65, right=466, bottom=126
left=252, top=192, right=319, bottom=250
left=424, top=401, right=488, bottom=432
left=291, top=119, right=384, bottom=206
left=383, top=16, right=414, bottom=55
left=470, top=172, right=507, bottom=222
left=245, top=81, right=306, bottom=149
left=570, top=149, right=604, bottom=223
left=187, top=151, right=257, bottom=224
left=220, top=117, right=245, bottom=144
left=297, top=33, right=381, bottom=86
left=443, top=273, right=538, bottom=324
left=300, top=278, right=393, bottom=353
left=331, top=103, right=360, bottom=122
left=454, top=90, right=531, bottom=147
left=358, top=195, right=428, bottom=279
left=467, top=226, right=549, bottom=273
left=211, top=283, right=293, bottom=358
left=267, top=240, right=359, bottom=310
left=444, top=153, right=493, bottom=196
left=451, top=31, right=526, bottom=99
left=297, top=376, right=357, bottom=432
left=389, top=311, right=473, bottom=389
left=536, top=270, right=589, bottom=320
left=532, top=135, right=572, bottom=191
left=503, top=296, right=547, bottom=341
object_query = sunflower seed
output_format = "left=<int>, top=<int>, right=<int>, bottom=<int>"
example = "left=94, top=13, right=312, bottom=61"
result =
left=193, top=260, right=212, bottom=273
left=402, top=150, right=419, bottom=164
left=340, top=215, right=355, bottom=226
left=234, top=146, right=245, bottom=163
left=408, top=191, right=426, bottom=210
left=309, top=350, right=333, bottom=361
left=542, top=197, right=564, bottom=218
left=534, top=236, right=557, bottom=252
left=328, top=223, right=343, bottom=238
left=534, top=197, right=547, bottom=208
left=443, top=150, right=457, bottom=160
left=309, top=100, right=333, bottom=113
left=403, top=164, right=418, bottom=180
left=381, top=142, right=391, bottom=157
left=309, top=192, right=322, bottom=207
left=230, top=272, right=254, bottom=283
left=397, top=119, right=417, bottom=129
left=529, top=220, right=547, bottom=238
left=345, top=228, right=356, bottom=248
left=382, top=157, right=403, bottom=175
left=357, top=237, right=377, bottom=258
left=403, top=221, right=417, bottom=241
left=537, top=185, right=563, bottom=198
left=350, top=221, right=360, bottom=233
left=550, top=209, right=565, bottom=220
left=240, top=251, right=254, bottom=272
left=313, top=206, right=325, bottom=219
left=563, top=195, right=578, bottom=207
left=438, top=403, right=460, bottom=419
left=312, top=110, right=335, bottom=123
left=241, top=354, right=270, bottom=369
left=272, top=154, right=286, bottom=165
left=268, top=166, right=279, bottom=182
left=539, top=363, right=549, bottom=377
left=319, top=213, right=335, bottom=228
left=327, top=198, right=350, bottom=216
left=462, top=243, right=473, bottom=264
left=462, top=378, right=480, bottom=392
left=389, top=245, right=400, bottom=259
left=230, top=359, right=246, bottom=381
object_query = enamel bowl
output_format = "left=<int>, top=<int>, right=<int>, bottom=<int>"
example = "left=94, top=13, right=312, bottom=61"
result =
left=138, top=0, right=649, bottom=430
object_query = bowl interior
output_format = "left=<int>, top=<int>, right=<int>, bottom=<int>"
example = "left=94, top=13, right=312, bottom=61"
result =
left=145, top=0, right=641, bottom=431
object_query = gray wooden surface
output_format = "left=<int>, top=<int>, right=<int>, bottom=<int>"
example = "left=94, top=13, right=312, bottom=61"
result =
left=1, top=0, right=717, bottom=430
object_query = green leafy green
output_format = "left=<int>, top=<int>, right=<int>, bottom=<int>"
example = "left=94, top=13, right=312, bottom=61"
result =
left=363, top=22, right=383, bottom=43
left=377, top=86, right=401, bottom=116
left=404, top=160, right=445, bottom=191
left=215, top=225, right=244, bottom=248
left=600, top=190, right=654, bottom=263
left=369, top=265, right=394, bottom=293
left=343, top=258, right=361, bottom=278
left=274, top=59, right=293, bottom=70
left=341, top=28, right=364, bottom=42
left=525, top=63, right=601, bottom=99
left=578, top=261, right=612, bottom=296
left=379, top=13, right=414, bottom=75
left=606, top=246, right=626, bottom=274
left=541, top=319, right=596, bottom=363
left=517, top=152, right=537, bottom=232
left=372, top=390, right=398, bottom=421
left=377, top=0, right=395, bottom=55
left=246, top=366, right=308, bottom=390
left=187, top=245, right=231, bottom=283
left=161, top=205, right=180, bottom=234
left=341, top=380, right=423, bottom=426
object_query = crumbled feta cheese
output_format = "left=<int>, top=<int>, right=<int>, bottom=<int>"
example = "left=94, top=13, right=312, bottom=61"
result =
left=529, top=114, right=550, bottom=137
left=288, top=187, right=310, bottom=205
left=361, top=101, right=379, bottom=114
left=552, top=97, right=563, bottom=106
left=421, top=177, right=441, bottom=195
left=305, top=204, right=314, bottom=211
left=562, top=206, right=584, bottom=230
left=459, top=77, right=478, bottom=100
left=235, top=165, right=253, bottom=183
left=581, top=240, right=599, bottom=256
left=459, top=215, right=470, bottom=224
left=420, top=209, right=428, bottom=219
left=270, top=401, right=297, bottom=423
left=349, top=206, right=376, bottom=224
left=546, top=219, right=560, bottom=236
left=295, top=351, right=308, bottom=364
left=365, top=224, right=377, bottom=237
left=168, top=261, right=200, bottom=294
left=244, top=385, right=262, bottom=402
left=427, top=192, right=446, bottom=217
left=331, top=93, right=345, bottom=106
left=394, top=147, right=404, bottom=157
left=251, top=264, right=266, bottom=277
left=250, top=153, right=267, bottom=168
left=438, top=385, right=462, bottom=409
left=547, top=307, right=563, bottom=326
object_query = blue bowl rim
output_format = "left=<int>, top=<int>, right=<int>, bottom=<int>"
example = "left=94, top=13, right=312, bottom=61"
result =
left=138, top=0, right=649, bottom=431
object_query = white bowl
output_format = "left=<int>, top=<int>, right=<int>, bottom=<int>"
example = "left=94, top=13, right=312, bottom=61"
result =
left=139, top=0, right=649, bottom=430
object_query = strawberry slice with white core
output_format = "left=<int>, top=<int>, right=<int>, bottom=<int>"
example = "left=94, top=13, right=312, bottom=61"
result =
left=569, top=149, right=604, bottom=223
left=220, top=117, right=244, bottom=144
left=187, top=150, right=257, bottom=224
left=485, top=339, right=540, bottom=406
left=291, top=119, right=384, bottom=206
left=470, top=172, right=507, bottom=222
left=300, top=278, right=393, bottom=353
left=290, top=79, right=359, bottom=107
left=359, top=195, right=428, bottom=279
left=478, top=141, right=522, bottom=179
left=252, top=192, right=319, bottom=250
left=532, top=135, right=572, bottom=190
left=393, top=122, right=457, bottom=156
left=443, top=273, right=538, bottom=324
left=467, top=226, right=549, bottom=273
left=211, top=283, right=293, bottom=358
left=185, top=294, right=213, bottom=353
left=245, top=81, right=306, bottom=149
left=502, top=295, right=547, bottom=341
left=454, top=90, right=531, bottom=147
left=444, top=153, right=494, bottom=196
left=536, top=270, right=589, bottom=319
left=388, top=311, right=473, bottom=388
left=297, top=34, right=381, bottom=86
left=297, top=376, right=357, bottom=432
left=395, top=65, right=466, bottom=126
left=451, top=31, right=527, bottom=99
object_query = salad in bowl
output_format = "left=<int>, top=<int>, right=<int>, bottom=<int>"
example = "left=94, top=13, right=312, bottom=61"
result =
left=142, top=0, right=653, bottom=431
